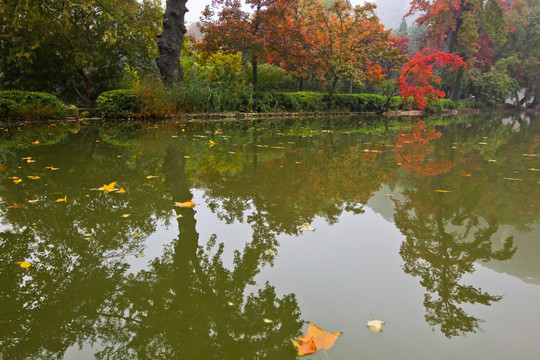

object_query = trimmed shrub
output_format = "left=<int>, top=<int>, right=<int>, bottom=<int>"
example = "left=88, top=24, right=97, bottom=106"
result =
left=95, top=89, right=140, bottom=118
left=0, top=91, right=66, bottom=120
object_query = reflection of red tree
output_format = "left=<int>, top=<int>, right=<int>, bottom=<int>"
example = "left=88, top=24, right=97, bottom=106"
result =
left=394, top=121, right=455, bottom=175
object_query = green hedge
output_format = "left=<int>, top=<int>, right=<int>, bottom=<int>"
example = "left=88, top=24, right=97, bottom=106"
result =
left=95, top=89, right=140, bottom=118
left=0, top=91, right=66, bottom=120
left=95, top=88, right=498, bottom=118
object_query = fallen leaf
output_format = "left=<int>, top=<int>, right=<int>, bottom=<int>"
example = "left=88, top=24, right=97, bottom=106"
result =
left=121, top=214, right=130, bottom=218
left=16, top=261, right=31, bottom=268
left=146, top=175, right=158, bottom=179
left=265, top=250, right=277, bottom=254
left=263, top=319, right=273, bottom=323
left=227, top=301, right=234, bottom=306
left=27, top=199, right=39, bottom=203
left=175, top=214, right=183, bottom=218
left=13, top=179, right=22, bottom=184
left=523, top=153, right=538, bottom=157
left=117, top=188, right=126, bottom=194
left=300, top=224, right=315, bottom=231
left=27, top=176, right=41, bottom=180
left=209, top=140, right=218, bottom=147
left=55, top=196, right=67, bottom=202
left=367, top=319, right=385, bottom=332
left=45, top=166, right=59, bottom=170
left=8, top=203, right=24, bottom=208
left=462, top=174, right=472, bottom=177
left=435, top=189, right=451, bottom=193
left=503, top=177, right=522, bottom=181
left=175, top=201, right=197, bottom=208
left=528, top=168, right=540, bottom=172
left=297, top=323, right=342, bottom=350
left=291, top=338, right=316, bottom=356
left=97, top=182, right=118, bottom=194
left=134, top=233, right=139, bottom=237
left=26, top=159, right=35, bottom=163
left=33, top=140, right=39, bottom=145
left=488, top=159, right=497, bottom=162
left=478, top=142, right=488, bottom=145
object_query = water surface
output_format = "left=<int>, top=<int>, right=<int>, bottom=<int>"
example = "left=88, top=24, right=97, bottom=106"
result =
left=1, top=113, right=539, bottom=359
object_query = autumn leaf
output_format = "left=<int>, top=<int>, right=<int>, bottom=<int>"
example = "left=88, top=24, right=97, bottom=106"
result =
left=117, top=188, right=126, bottom=194
left=263, top=318, right=273, bottom=323
left=27, top=176, right=41, bottom=180
left=45, top=166, right=59, bottom=170
left=265, top=250, right=277, bottom=254
left=27, top=199, right=39, bottom=203
left=503, top=177, right=522, bottom=181
left=300, top=224, right=315, bottom=231
left=96, top=182, right=119, bottom=194
left=291, top=338, right=316, bottom=356
left=8, top=203, right=24, bottom=208
left=297, top=322, right=342, bottom=350
left=13, top=179, right=22, bottom=184
left=33, top=140, right=39, bottom=145
left=175, top=200, right=197, bottom=208
left=528, top=168, right=540, bottom=172
left=16, top=261, right=31, bottom=268
left=367, top=319, right=385, bottom=332
left=121, top=214, right=130, bottom=218
left=55, top=196, right=67, bottom=202
left=435, top=189, right=451, bottom=193
left=209, top=140, right=218, bottom=147
left=146, top=175, right=158, bottom=179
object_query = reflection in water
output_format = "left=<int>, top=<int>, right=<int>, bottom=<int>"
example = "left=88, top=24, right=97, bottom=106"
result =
left=392, top=122, right=517, bottom=337
left=0, top=113, right=538, bottom=358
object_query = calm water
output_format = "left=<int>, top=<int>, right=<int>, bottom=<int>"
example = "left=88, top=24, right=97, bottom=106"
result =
left=1, top=113, right=539, bottom=359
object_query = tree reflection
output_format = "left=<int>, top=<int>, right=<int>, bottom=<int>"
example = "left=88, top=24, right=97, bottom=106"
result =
left=0, top=124, right=303, bottom=359
left=392, top=121, right=517, bottom=338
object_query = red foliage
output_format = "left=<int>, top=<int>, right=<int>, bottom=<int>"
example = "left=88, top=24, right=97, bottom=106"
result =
left=396, top=51, right=466, bottom=109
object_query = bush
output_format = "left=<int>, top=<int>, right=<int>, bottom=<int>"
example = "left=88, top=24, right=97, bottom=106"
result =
left=95, top=89, right=140, bottom=118
left=0, top=91, right=66, bottom=120
left=325, top=94, right=387, bottom=112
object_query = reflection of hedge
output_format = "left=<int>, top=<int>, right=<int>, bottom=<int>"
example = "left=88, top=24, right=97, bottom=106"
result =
left=0, top=91, right=67, bottom=120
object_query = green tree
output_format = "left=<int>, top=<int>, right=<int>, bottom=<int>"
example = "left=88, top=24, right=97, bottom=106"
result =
left=0, top=0, right=162, bottom=105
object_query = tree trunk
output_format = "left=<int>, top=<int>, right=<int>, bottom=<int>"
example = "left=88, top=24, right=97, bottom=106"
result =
left=298, top=77, right=304, bottom=92
left=328, top=75, right=339, bottom=97
left=156, top=0, right=188, bottom=86
left=252, top=58, right=258, bottom=91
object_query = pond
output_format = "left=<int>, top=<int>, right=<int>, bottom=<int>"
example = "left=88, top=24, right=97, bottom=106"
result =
left=1, top=113, right=539, bottom=359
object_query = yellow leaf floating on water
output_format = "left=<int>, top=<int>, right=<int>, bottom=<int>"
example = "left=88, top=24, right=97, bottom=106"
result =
left=209, top=140, right=218, bottom=147
left=291, top=338, right=316, bottom=356
left=296, top=323, right=342, bottom=353
left=300, top=224, right=315, bottom=231
left=528, top=168, right=540, bottom=172
left=121, top=214, right=130, bottom=218
left=97, top=182, right=118, bottom=194
left=13, top=179, right=22, bottom=184
left=227, top=301, right=234, bottom=306
left=33, top=140, right=39, bottom=145
left=55, top=196, right=67, bottom=202
left=175, top=200, right=197, bottom=208
left=45, top=166, right=59, bottom=170
left=27, top=199, right=39, bottom=203
left=27, top=176, right=40, bottom=180
left=265, top=250, right=277, bottom=254
left=503, top=177, right=522, bottom=181
left=16, top=261, right=31, bottom=268
left=367, top=319, right=385, bottom=332
left=263, top=319, right=273, bottom=323
left=435, top=189, right=451, bottom=193
left=146, top=175, right=158, bottom=179
left=117, top=188, right=126, bottom=194
left=175, top=214, right=183, bottom=218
